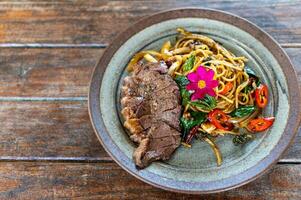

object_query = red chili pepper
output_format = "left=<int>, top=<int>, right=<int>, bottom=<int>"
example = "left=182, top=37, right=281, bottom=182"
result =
left=220, top=82, right=233, bottom=95
left=247, top=117, right=275, bottom=132
left=251, top=90, right=255, bottom=98
left=255, top=84, right=268, bottom=108
left=208, top=109, right=233, bottom=131
left=185, top=125, right=199, bottom=144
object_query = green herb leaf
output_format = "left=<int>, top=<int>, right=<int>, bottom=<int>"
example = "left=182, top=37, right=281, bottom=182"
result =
left=245, top=67, right=262, bottom=87
left=180, top=88, right=191, bottom=106
left=196, top=131, right=215, bottom=141
left=256, top=79, right=262, bottom=87
left=180, top=117, right=194, bottom=138
left=190, top=111, right=207, bottom=122
left=174, top=75, right=189, bottom=88
left=230, top=105, right=256, bottom=118
left=233, top=134, right=253, bottom=145
left=174, top=75, right=191, bottom=106
left=243, top=67, right=263, bottom=93
left=183, top=55, right=195, bottom=72
left=180, top=112, right=206, bottom=138
left=243, top=85, right=253, bottom=93
left=190, top=95, right=217, bottom=112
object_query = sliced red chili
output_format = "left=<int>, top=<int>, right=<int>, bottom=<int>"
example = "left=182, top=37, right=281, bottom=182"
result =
left=247, top=117, right=275, bottom=132
left=220, top=82, right=233, bottom=95
left=208, top=109, right=233, bottom=131
left=255, top=84, right=268, bottom=108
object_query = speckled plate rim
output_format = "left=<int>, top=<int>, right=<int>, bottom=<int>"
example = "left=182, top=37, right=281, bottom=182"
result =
left=88, top=8, right=301, bottom=194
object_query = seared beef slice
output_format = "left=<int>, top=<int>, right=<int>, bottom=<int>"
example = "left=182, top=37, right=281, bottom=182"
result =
left=121, top=63, right=181, bottom=168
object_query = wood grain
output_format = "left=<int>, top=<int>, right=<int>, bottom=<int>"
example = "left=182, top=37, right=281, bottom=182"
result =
left=0, top=100, right=300, bottom=161
left=0, top=1, right=299, bottom=199
left=0, top=162, right=300, bottom=199
left=0, top=48, right=103, bottom=97
left=0, top=1, right=300, bottom=44
left=0, top=48, right=300, bottom=98
left=0, top=101, right=105, bottom=159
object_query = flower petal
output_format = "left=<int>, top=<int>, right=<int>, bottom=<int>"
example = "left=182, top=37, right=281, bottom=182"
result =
left=206, top=69, right=215, bottom=80
left=196, top=66, right=207, bottom=79
left=186, top=82, right=198, bottom=91
left=207, top=88, right=216, bottom=97
left=207, top=80, right=219, bottom=88
left=187, top=72, right=199, bottom=82
left=191, top=89, right=206, bottom=100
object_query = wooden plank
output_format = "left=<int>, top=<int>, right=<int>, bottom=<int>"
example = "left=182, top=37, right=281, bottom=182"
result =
left=0, top=1, right=300, bottom=44
left=0, top=48, right=103, bottom=97
left=0, top=101, right=300, bottom=161
left=0, top=101, right=106, bottom=159
left=0, top=48, right=300, bottom=98
left=0, top=162, right=300, bottom=199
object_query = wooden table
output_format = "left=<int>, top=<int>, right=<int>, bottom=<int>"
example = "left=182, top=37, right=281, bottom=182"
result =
left=0, top=1, right=300, bottom=199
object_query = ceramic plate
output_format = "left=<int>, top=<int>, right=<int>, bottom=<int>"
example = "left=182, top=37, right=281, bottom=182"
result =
left=89, top=8, right=301, bottom=193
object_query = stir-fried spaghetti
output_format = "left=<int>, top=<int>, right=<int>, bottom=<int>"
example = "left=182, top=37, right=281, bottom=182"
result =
left=126, top=28, right=275, bottom=166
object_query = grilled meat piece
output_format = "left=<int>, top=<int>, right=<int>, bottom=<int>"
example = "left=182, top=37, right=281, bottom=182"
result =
left=120, top=62, right=181, bottom=168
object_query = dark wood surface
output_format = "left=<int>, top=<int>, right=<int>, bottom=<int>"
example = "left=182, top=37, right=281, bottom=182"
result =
left=0, top=1, right=301, bottom=44
left=0, top=163, right=300, bottom=200
left=0, top=1, right=300, bottom=199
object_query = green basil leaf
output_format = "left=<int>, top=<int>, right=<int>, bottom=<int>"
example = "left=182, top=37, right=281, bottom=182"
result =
left=174, top=75, right=189, bottom=88
left=180, top=88, right=191, bottom=106
left=230, top=105, right=256, bottom=118
left=197, top=131, right=214, bottom=141
left=233, top=134, right=253, bottom=145
left=203, top=95, right=217, bottom=108
left=243, top=85, right=253, bottom=94
left=180, top=112, right=206, bottom=139
left=190, top=101, right=207, bottom=110
left=190, top=95, right=217, bottom=111
left=256, top=79, right=262, bottom=87
left=190, top=111, right=207, bottom=123
left=245, top=67, right=262, bottom=87
left=183, top=55, right=195, bottom=72
left=180, top=117, right=194, bottom=138
left=174, top=75, right=191, bottom=106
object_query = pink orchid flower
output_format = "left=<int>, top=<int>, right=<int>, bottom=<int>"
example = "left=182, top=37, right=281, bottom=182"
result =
left=186, top=66, right=218, bottom=100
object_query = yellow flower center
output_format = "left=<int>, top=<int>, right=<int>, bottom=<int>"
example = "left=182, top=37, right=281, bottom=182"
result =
left=198, top=80, right=206, bottom=89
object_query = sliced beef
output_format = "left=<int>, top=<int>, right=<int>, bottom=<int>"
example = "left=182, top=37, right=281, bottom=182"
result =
left=135, top=100, right=152, bottom=117
left=159, top=105, right=182, bottom=131
left=121, top=62, right=181, bottom=168
left=139, top=122, right=181, bottom=167
left=121, top=96, right=143, bottom=110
